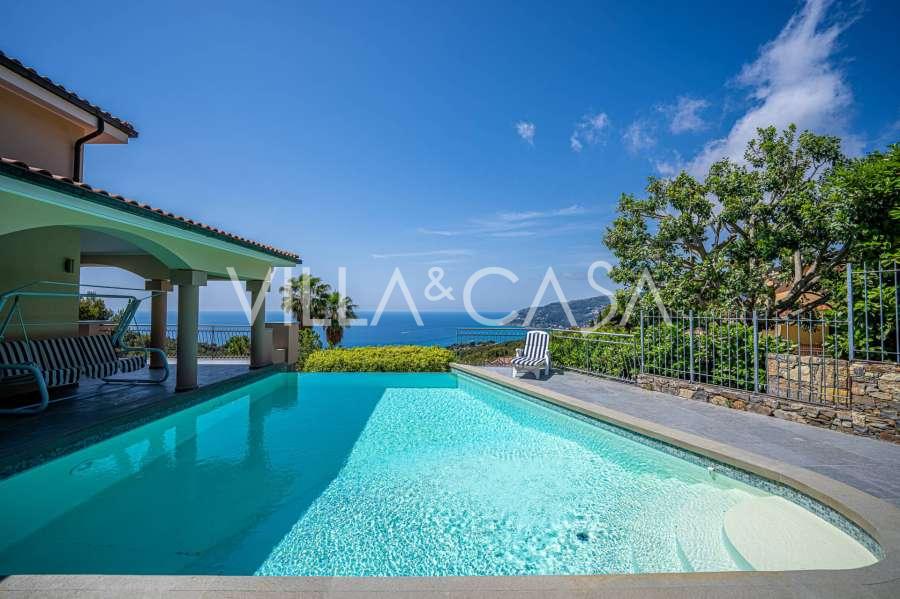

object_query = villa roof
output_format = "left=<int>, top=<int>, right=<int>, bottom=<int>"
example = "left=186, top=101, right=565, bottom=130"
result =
left=0, top=156, right=300, bottom=263
left=0, top=51, right=139, bottom=138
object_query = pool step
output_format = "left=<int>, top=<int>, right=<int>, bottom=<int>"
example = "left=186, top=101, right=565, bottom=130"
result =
left=673, top=489, right=748, bottom=572
left=722, top=496, right=877, bottom=571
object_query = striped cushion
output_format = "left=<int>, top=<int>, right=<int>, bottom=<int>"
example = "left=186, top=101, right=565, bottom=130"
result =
left=33, top=337, right=84, bottom=371
left=117, top=354, right=146, bottom=373
left=82, top=361, right=119, bottom=379
left=511, top=356, right=546, bottom=366
left=75, top=335, right=118, bottom=366
left=519, top=331, right=549, bottom=359
left=42, top=366, right=80, bottom=387
left=0, top=339, right=38, bottom=378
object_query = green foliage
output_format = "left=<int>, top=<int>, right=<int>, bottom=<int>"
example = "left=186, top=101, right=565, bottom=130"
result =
left=280, top=273, right=357, bottom=348
left=823, top=144, right=900, bottom=265
left=78, top=297, right=113, bottom=321
left=549, top=331, right=638, bottom=380
left=281, top=273, right=330, bottom=326
left=323, top=291, right=357, bottom=348
left=604, top=125, right=897, bottom=313
left=823, top=263, right=899, bottom=361
left=223, top=335, right=250, bottom=356
left=453, top=340, right=521, bottom=365
left=642, top=322, right=792, bottom=391
left=296, top=327, right=323, bottom=370
left=304, top=345, right=454, bottom=372
left=546, top=321, right=794, bottom=390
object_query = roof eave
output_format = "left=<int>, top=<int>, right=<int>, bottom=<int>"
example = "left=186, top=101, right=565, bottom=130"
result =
left=0, top=159, right=301, bottom=264
left=0, top=51, right=139, bottom=138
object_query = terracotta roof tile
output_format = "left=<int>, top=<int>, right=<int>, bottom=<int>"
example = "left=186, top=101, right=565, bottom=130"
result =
left=0, top=50, right=138, bottom=138
left=0, top=156, right=300, bottom=263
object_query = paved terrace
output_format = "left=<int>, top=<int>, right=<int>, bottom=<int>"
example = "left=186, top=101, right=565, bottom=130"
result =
left=0, top=362, right=276, bottom=476
left=481, top=366, right=900, bottom=506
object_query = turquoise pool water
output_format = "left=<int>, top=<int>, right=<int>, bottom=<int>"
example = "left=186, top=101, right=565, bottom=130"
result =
left=0, top=372, right=878, bottom=575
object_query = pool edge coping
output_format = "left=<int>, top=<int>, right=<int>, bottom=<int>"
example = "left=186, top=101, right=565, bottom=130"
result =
left=0, top=365, right=898, bottom=598
left=450, top=364, right=900, bottom=589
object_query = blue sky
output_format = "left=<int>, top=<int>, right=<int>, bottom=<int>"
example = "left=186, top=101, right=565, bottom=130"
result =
left=2, top=0, right=898, bottom=313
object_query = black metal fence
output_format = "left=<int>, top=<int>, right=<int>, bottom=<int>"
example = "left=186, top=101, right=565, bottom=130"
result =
left=639, top=311, right=851, bottom=405
left=454, top=261, right=897, bottom=407
left=455, top=312, right=893, bottom=408
left=846, top=262, right=899, bottom=363
left=125, top=324, right=252, bottom=359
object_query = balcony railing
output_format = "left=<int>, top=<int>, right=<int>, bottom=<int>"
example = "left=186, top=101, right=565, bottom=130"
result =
left=123, top=324, right=252, bottom=359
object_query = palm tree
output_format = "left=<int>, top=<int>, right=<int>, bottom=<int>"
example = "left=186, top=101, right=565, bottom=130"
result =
left=281, top=274, right=330, bottom=327
left=323, top=291, right=357, bottom=348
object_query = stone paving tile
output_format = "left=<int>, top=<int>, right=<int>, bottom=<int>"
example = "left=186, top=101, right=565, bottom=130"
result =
left=482, top=367, right=900, bottom=506
left=0, top=363, right=250, bottom=460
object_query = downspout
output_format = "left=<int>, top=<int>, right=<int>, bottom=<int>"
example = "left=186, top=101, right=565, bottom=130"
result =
left=73, top=116, right=105, bottom=182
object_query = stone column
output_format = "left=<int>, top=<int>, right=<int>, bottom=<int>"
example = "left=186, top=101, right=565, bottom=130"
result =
left=247, top=279, right=273, bottom=369
left=171, top=269, right=208, bottom=391
left=144, top=279, right=173, bottom=369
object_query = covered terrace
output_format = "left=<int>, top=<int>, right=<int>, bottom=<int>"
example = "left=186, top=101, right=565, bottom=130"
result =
left=0, top=156, right=300, bottom=399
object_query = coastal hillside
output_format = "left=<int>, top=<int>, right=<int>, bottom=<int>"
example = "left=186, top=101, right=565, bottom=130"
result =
left=505, top=296, right=610, bottom=329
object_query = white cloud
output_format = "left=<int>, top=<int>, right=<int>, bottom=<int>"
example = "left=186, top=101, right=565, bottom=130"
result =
left=653, top=152, right=686, bottom=177
left=689, top=0, right=857, bottom=176
left=516, top=121, right=536, bottom=145
left=491, top=230, right=538, bottom=238
left=418, top=204, right=590, bottom=238
left=622, top=121, right=656, bottom=153
left=554, top=204, right=588, bottom=216
left=416, top=227, right=461, bottom=236
left=372, top=249, right=473, bottom=260
left=663, top=96, right=710, bottom=133
left=570, top=112, right=610, bottom=152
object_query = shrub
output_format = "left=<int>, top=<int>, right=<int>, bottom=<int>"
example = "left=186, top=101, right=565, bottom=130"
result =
left=453, top=340, right=521, bottom=365
left=296, top=328, right=323, bottom=370
left=303, top=345, right=454, bottom=372
left=549, top=330, right=638, bottom=380
left=642, top=321, right=792, bottom=391
left=223, top=335, right=250, bottom=356
left=79, top=297, right=113, bottom=321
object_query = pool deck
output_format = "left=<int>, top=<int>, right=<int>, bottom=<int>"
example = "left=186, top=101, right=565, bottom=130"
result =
left=1, top=365, right=899, bottom=598
left=0, top=362, right=281, bottom=478
left=477, top=366, right=900, bottom=507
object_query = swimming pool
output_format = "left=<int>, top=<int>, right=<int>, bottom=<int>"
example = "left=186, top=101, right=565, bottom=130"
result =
left=0, top=371, right=880, bottom=575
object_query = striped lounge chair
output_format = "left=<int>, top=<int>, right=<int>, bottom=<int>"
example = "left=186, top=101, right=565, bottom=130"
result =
left=511, top=330, right=551, bottom=379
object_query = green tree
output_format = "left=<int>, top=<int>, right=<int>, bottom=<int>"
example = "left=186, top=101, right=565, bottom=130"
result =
left=280, top=273, right=330, bottom=327
left=79, top=296, right=113, bottom=321
left=296, top=327, right=323, bottom=370
left=323, top=291, right=357, bottom=348
left=818, top=144, right=900, bottom=358
left=604, top=125, right=897, bottom=313
left=223, top=335, right=250, bottom=357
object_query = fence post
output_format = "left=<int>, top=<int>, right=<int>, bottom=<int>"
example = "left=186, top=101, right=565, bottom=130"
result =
left=688, top=310, right=695, bottom=383
left=639, top=310, right=645, bottom=374
left=846, top=264, right=854, bottom=361
left=752, top=310, right=760, bottom=394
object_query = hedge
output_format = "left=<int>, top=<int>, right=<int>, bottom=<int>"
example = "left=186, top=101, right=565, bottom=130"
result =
left=549, top=322, right=793, bottom=391
left=303, top=345, right=455, bottom=372
left=453, top=340, right=521, bottom=365
left=549, top=331, right=638, bottom=380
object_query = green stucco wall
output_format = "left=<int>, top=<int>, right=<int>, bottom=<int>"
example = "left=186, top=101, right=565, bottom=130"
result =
left=0, top=227, right=80, bottom=339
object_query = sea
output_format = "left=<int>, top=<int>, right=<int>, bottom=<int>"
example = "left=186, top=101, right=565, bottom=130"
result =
left=132, top=310, right=510, bottom=347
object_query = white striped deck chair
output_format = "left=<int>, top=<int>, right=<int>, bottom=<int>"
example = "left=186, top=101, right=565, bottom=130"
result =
left=511, top=330, right=551, bottom=379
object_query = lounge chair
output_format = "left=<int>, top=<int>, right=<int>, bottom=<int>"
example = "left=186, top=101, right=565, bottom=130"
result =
left=511, top=330, right=551, bottom=379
